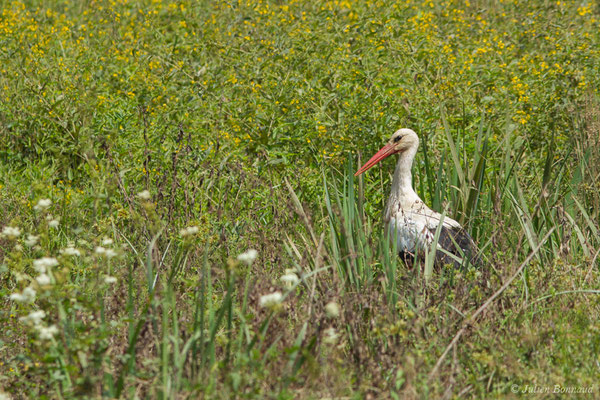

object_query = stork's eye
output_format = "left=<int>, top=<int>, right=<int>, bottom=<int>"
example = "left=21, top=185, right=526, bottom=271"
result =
left=393, top=135, right=402, bottom=143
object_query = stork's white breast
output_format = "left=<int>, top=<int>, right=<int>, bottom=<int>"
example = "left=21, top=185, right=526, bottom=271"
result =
left=387, top=213, right=432, bottom=253
left=386, top=203, right=462, bottom=254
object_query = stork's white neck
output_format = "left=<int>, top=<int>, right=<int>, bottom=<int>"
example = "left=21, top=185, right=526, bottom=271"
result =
left=390, top=146, right=420, bottom=205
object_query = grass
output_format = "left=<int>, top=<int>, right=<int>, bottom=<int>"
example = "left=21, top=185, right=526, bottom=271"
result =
left=1, top=0, right=600, bottom=398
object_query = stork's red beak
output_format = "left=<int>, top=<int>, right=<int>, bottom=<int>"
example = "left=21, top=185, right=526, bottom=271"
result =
left=355, top=143, right=397, bottom=176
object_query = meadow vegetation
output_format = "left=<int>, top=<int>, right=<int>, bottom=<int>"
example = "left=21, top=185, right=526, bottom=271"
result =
left=1, top=0, right=600, bottom=398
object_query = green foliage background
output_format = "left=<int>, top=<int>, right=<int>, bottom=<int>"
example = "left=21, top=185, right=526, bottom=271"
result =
left=1, top=0, right=600, bottom=398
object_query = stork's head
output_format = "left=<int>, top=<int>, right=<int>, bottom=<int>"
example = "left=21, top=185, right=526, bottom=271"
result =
left=355, top=128, right=419, bottom=176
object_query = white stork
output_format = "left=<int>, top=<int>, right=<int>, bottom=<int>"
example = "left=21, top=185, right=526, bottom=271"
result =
left=355, top=128, right=480, bottom=267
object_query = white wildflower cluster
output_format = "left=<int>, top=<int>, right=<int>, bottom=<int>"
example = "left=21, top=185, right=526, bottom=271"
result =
left=18, top=309, right=59, bottom=341
left=237, top=249, right=258, bottom=265
left=104, top=275, right=118, bottom=284
left=33, top=198, right=52, bottom=212
left=9, top=262, right=59, bottom=340
left=60, top=246, right=81, bottom=256
left=137, top=190, right=151, bottom=200
left=36, top=274, right=51, bottom=286
left=180, top=225, right=199, bottom=237
left=46, top=215, right=59, bottom=228
left=259, top=291, right=283, bottom=309
left=95, top=246, right=117, bottom=259
left=10, top=287, right=36, bottom=304
left=280, top=269, right=300, bottom=288
left=33, top=257, right=58, bottom=273
left=94, top=236, right=118, bottom=259
left=20, top=310, right=46, bottom=325
left=1, top=226, right=21, bottom=239
left=31, top=257, right=58, bottom=288
left=325, top=301, right=340, bottom=318
left=323, top=327, right=339, bottom=344
left=25, top=234, right=39, bottom=247
left=10, top=259, right=55, bottom=301
left=38, top=325, right=59, bottom=340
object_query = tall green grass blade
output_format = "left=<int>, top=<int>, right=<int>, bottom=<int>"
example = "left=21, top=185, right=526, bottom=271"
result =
left=432, top=150, right=446, bottom=212
left=572, top=196, right=599, bottom=238
left=564, top=211, right=591, bottom=258
left=146, top=227, right=165, bottom=293
left=508, top=178, right=541, bottom=260
left=424, top=211, right=447, bottom=280
left=441, top=109, right=466, bottom=189
left=465, top=125, right=490, bottom=231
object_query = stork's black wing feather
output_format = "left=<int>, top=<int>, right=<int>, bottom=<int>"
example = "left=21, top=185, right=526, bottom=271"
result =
left=435, top=226, right=481, bottom=267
